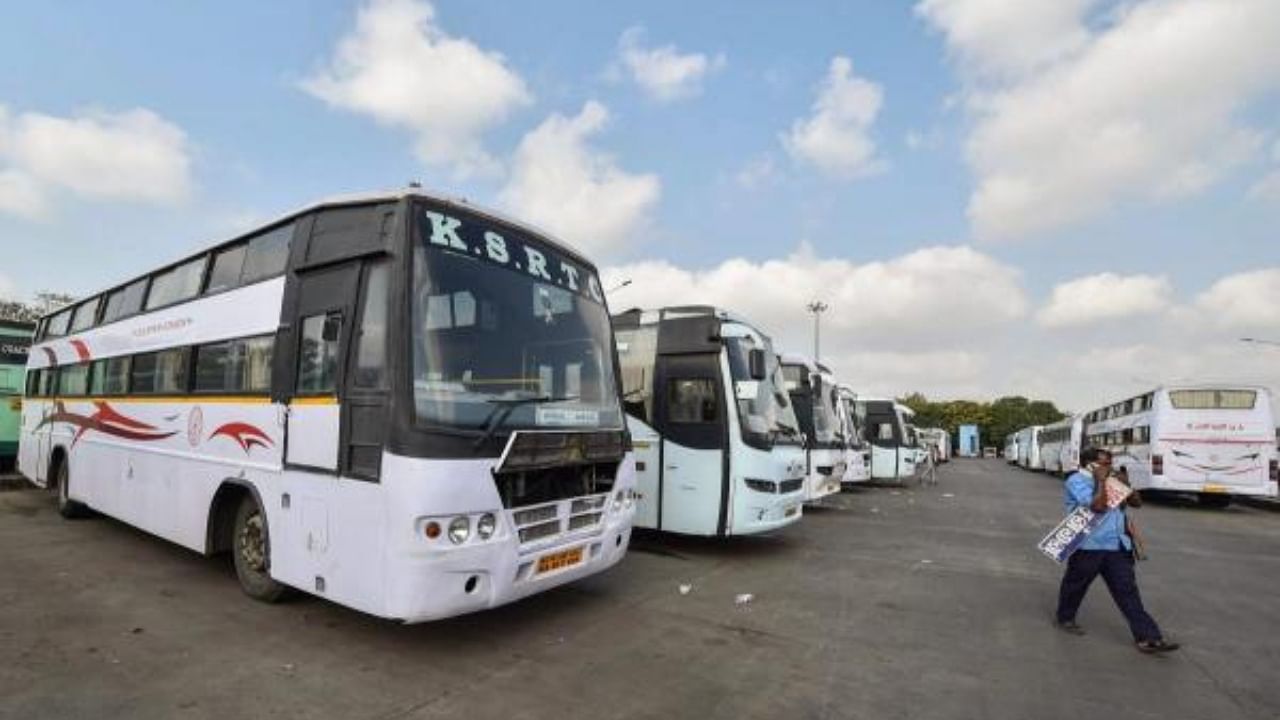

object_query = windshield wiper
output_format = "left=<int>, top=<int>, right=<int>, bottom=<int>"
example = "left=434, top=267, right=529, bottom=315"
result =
left=472, top=395, right=579, bottom=451
left=773, top=419, right=802, bottom=442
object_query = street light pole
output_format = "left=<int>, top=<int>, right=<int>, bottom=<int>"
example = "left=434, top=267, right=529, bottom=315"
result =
left=806, top=301, right=829, bottom=363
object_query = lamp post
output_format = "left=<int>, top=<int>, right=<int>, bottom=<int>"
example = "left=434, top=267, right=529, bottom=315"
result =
left=806, top=301, right=829, bottom=363
left=605, top=278, right=632, bottom=294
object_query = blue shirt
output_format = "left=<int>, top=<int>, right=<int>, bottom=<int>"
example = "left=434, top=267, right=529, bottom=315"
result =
left=1063, top=471, right=1132, bottom=551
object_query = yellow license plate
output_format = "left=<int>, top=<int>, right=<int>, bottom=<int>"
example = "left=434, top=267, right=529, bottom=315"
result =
left=1202, top=484, right=1228, bottom=494
left=537, top=547, right=584, bottom=575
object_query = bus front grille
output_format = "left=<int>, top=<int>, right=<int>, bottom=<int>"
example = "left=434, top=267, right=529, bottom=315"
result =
left=510, top=492, right=609, bottom=549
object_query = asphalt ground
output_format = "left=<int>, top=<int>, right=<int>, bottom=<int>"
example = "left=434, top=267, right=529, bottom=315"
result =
left=1, top=460, right=1278, bottom=720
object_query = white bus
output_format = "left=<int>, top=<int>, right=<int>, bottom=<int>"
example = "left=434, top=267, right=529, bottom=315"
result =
left=916, top=428, right=949, bottom=464
left=859, top=398, right=917, bottom=481
left=1038, top=415, right=1083, bottom=475
left=837, top=384, right=871, bottom=485
left=19, top=189, right=638, bottom=622
left=1015, top=426, right=1043, bottom=470
left=780, top=354, right=846, bottom=502
left=1003, top=433, right=1018, bottom=464
left=613, top=307, right=806, bottom=536
left=1082, top=385, right=1278, bottom=505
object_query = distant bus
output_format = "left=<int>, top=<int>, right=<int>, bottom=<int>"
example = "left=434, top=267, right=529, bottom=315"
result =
left=916, top=428, right=949, bottom=463
left=837, top=384, right=871, bottom=485
left=20, top=189, right=638, bottom=621
left=780, top=354, right=845, bottom=502
left=860, top=398, right=916, bottom=481
left=1038, top=415, right=1083, bottom=475
left=1016, top=426, right=1043, bottom=470
left=1083, top=385, right=1278, bottom=505
left=1003, top=433, right=1018, bottom=464
left=1, top=320, right=34, bottom=471
left=614, top=306, right=806, bottom=535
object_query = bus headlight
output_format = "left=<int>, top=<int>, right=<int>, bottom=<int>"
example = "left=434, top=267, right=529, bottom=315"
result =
left=448, top=516, right=471, bottom=545
left=624, top=489, right=635, bottom=509
left=612, top=490, right=624, bottom=513
left=477, top=513, right=497, bottom=540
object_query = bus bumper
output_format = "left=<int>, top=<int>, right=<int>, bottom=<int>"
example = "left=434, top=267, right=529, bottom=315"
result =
left=733, top=492, right=804, bottom=535
left=385, top=511, right=634, bottom=624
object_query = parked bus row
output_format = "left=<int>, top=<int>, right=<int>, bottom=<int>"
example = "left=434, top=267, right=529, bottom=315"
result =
left=1004, top=386, right=1279, bottom=506
left=12, top=188, right=927, bottom=624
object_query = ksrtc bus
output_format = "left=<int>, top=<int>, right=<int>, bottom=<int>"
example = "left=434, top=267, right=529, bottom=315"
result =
left=837, top=384, right=871, bottom=485
left=860, top=398, right=917, bottom=481
left=1003, top=433, right=1018, bottom=463
left=0, top=320, right=33, bottom=471
left=780, top=354, right=845, bottom=502
left=1082, top=385, right=1278, bottom=505
left=1015, top=426, right=1043, bottom=470
left=19, top=189, right=638, bottom=622
left=613, top=306, right=806, bottom=535
left=1038, top=415, right=1083, bottom=475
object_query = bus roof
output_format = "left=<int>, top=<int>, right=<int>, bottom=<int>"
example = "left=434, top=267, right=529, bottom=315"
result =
left=37, top=186, right=596, bottom=322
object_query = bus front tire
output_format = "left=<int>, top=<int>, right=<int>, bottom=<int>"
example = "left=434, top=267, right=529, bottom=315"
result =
left=55, top=459, right=91, bottom=520
left=232, top=496, right=290, bottom=603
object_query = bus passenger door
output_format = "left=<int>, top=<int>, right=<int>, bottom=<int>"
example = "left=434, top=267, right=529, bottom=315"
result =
left=653, top=353, right=727, bottom=535
left=278, top=262, right=361, bottom=471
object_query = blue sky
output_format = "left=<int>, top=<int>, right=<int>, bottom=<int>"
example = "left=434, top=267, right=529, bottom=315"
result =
left=2, top=0, right=1278, bottom=409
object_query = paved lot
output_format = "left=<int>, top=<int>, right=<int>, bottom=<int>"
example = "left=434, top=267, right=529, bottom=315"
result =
left=1, top=461, right=1278, bottom=720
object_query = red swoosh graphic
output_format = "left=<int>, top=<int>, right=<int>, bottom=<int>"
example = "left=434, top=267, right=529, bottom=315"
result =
left=69, top=339, right=91, bottom=362
left=37, top=401, right=178, bottom=447
left=210, top=422, right=274, bottom=453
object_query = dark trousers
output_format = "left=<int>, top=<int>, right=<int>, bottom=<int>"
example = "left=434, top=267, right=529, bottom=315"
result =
left=1056, top=549, right=1162, bottom=642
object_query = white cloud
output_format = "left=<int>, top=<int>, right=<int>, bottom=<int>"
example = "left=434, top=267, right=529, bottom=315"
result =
left=604, top=255, right=1280, bottom=410
left=498, top=101, right=660, bottom=258
left=1193, top=268, right=1280, bottom=329
left=0, top=169, right=48, bottom=219
left=781, top=56, right=886, bottom=179
left=1248, top=138, right=1280, bottom=202
left=915, top=0, right=1097, bottom=81
left=604, top=244, right=1027, bottom=349
left=0, top=271, right=16, bottom=301
left=0, top=106, right=193, bottom=219
left=617, top=27, right=724, bottom=102
left=301, top=0, right=531, bottom=177
left=919, top=0, right=1280, bottom=241
left=1037, top=272, right=1173, bottom=328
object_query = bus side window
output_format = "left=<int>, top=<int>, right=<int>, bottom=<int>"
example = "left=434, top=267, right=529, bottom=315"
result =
left=297, top=312, right=341, bottom=395
left=353, top=262, right=389, bottom=389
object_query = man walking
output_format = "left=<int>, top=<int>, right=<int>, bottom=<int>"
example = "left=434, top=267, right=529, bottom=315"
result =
left=1054, top=448, right=1178, bottom=653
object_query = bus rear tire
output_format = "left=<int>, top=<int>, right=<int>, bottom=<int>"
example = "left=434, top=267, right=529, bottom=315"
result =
left=55, top=459, right=91, bottom=519
left=232, top=496, right=290, bottom=603
left=1197, top=493, right=1231, bottom=509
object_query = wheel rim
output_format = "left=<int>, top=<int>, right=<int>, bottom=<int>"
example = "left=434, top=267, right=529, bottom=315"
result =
left=238, top=509, right=268, bottom=573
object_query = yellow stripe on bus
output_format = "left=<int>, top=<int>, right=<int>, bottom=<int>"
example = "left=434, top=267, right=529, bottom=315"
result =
left=31, top=395, right=337, bottom=406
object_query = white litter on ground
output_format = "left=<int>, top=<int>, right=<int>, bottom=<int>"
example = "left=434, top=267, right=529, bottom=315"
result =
left=942, top=493, right=955, bottom=498
left=679, top=584, right=692, bottom=595
left=734, top=593, right=754, bottom=606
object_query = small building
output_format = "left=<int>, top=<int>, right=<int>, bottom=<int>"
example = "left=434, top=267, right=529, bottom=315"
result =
left=957, top=424, right=981, bottom=457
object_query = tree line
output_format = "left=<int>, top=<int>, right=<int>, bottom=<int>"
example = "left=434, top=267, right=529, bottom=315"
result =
left=897, top=392, right=1067, bottom=451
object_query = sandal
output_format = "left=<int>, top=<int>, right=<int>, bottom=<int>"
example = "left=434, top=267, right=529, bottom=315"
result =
left=1055, top=620, right=1086, bottom=636
left=1136, top=639, right=1180, bottom=654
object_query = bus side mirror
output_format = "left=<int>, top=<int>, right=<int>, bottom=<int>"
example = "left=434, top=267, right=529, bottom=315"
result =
left=748, top=349, right=767, bottom=380
left=812, top=375, right=823, bottom=396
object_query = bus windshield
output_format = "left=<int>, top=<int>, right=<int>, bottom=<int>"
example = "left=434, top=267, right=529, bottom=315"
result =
left=726, top=335, right=801, bottom=446
left=410, top=203, right=622, bottom=434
